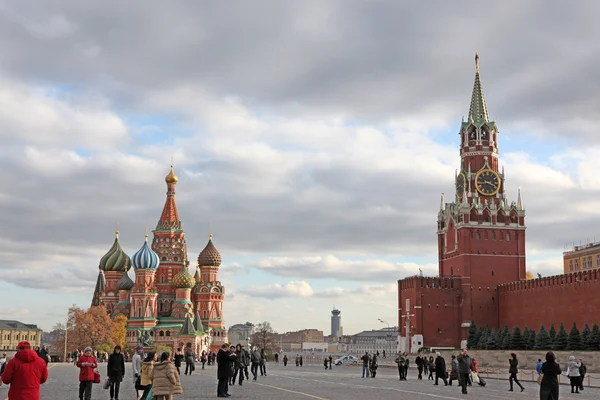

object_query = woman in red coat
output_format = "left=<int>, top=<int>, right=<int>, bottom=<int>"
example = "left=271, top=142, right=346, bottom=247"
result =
left=76, top=347, right=98, bottom=400
left=1, top=340, right=48, bottom=400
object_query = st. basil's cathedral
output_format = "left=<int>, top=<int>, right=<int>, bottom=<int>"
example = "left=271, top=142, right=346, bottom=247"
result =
left=91, top=166, right=227, bottom=353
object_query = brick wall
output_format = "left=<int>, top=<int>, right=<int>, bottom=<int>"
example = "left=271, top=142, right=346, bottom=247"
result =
left=466, top=350, right=600, bottom=373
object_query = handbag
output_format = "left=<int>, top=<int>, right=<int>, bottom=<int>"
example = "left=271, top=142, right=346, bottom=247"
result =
left=103, top=377, right=110, bottom=390
left=93, top=369, right=101, bottom=384
left=135, top=376, right=143, bottom=390
left=537, top=373, right=544, bottom=385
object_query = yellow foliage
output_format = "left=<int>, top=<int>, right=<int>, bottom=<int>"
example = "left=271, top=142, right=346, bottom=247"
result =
left=526, top=271, right=534, bottom=280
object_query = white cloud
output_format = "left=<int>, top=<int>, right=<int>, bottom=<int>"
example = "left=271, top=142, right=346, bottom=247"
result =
left=237, top=281, right=314, bottom=299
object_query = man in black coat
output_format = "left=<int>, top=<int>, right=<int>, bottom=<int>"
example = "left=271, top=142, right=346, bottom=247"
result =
left=457, top=349, right=473, bottom=394
left=415, top=352, right=425, bottom=380
left=434, top=353, right=448, bottom=386
left=217, top=343, right=235, bottom=398
left=107, top=345, right=125, bottom=400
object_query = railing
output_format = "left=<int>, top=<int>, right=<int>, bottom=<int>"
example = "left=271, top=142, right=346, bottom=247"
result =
left=478, top=367, right=600, bottom=388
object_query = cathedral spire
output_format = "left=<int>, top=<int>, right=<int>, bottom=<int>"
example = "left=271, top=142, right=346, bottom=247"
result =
left=517, top=187, right=524, bottom=210
left=156, top=166, right=182, bottom=230
left=468, top=52, right=489, bottom=126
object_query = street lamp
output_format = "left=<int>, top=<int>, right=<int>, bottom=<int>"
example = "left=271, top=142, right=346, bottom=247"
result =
left=378, top=319, right=393, bottom=356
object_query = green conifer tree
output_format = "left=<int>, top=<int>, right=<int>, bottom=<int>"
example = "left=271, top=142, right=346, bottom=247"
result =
left=523, top=327, right=530, bottom=347
left=501, top=332, right=512, bottom=350
left=486, top=330, right=499, bottom=350
left=567, top=322, right=582, bottom=350
left=527, top=328, right=536, bottom=350
left=581, top=324, right=591, bottom=349
left=588, top=324, right=600, bottom=350
left=553, top=322, right=569, bottom=350
left=478, top=329, right=489, bottom=350
left=549, top=323, right=557, bottom=344
left=510, top=327, right=525, bottom=350
left=467, top=321, right=478, bottom=349
left=535, top=325, right=551, bottom=350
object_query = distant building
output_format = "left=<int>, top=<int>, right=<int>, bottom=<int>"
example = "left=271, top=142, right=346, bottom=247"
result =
left=274, top=329, right=324, bottom=351
left=563, top=242, right=600, bottom=273
left=302, top=342, right=328, bottom=352
left=346, top=327, right=398, bottom=356
left=0, top=320, right=43, bottom=350
left=228, top=322, right=254, bottom=345
left=331, top=308, right=341, bottom=338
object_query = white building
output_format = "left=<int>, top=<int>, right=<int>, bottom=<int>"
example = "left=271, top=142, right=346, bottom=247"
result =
left=227, top=322, right=254, bottom=346
left=346, top=327, right=398, bottom=356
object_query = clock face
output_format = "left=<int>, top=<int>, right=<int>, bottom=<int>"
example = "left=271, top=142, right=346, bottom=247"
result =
left=475, top=169, right=500, bottom=196
left=456, top=173, right=466, bottom=200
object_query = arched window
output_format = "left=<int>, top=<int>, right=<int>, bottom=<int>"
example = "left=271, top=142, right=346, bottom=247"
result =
left=159, top=331, right=164, bottom=337
left=492, top=231, right=496, bottom=240
left=476, top=231, right=480, bottom=240
left=166, top=331, right=170, bottom=337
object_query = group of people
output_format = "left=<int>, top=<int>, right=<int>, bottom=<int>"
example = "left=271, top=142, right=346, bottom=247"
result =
left=216, top=343, right=269, bottom=398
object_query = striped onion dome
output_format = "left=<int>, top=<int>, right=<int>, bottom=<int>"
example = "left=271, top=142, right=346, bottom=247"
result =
left=99, top=231, right=132, bottom=272
left=173, top=264, right=195, bottom=289
left=117, top=271, right=135, bottom=291
left=132, top=234, right=160, bottom=270
left=197, top=234, right=221, bottom=267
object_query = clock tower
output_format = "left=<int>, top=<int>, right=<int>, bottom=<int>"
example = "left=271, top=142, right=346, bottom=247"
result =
left=437, top=54, right=526, bottom=333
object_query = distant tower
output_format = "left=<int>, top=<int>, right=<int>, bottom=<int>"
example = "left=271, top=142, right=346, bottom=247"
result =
left=331, top=307, right=341, bottom=338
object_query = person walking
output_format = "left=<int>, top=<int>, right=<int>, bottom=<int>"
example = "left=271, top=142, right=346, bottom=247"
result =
left=140, top=352, right=157, bottom=400
left=539, top=351, right=561, bottom=400
left=369, top=355, right=378, bottom=378
left=457, top=348, right=472, bottom=395
left=232, top=344, right=247, bottom=385
left=132, top=344, right=144, bottom=400
left=578, top=359, right=586, bottom=391
left=508, top=353, right=524, bottom=392
left=536, top=359, right=543, bottom=375
left=173, top=349, right=184, bottom=375
left=217, top=344, right=233, bottom=397
left=72, top=349, right=80, bottom=366
left=274, top=353, right=279, bottom=363
left=107, top=345, right=125, bottom=400
left=184, top=346, right=194, bottom=375
left=395, top=352, right=405, bottom=380
left=151, top=352, right=182, bottom=400
left=76, top=347, right=97, bottom=400
left=200, top=352, right=207, bottom=369
left=283, top=354, right=288, bottom=366
left=250, top=347, right=260, bottom=380
left=415, top=352, right=424, bottom=380
left=428, top=356, right=435, bottom=380
left=361, top=352, right=370, bottom=378
left=1, top=341, right=48, bottom=400
left=259, top=348, right=267, bottom=376
left=434, top=353, right=448, bottom=386
left=449, top=355, right=458, bottom=386
left=567, top=355, right=581, bottom=394
left=402, top=352, right=409, bottom=379
left=328, top=355, right=333, bottom=369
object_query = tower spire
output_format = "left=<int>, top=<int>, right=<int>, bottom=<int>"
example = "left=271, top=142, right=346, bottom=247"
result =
left=517, top=187, right=523, bottom=210
left=157, top=166, right=182, bottom=230
left=439, top=193, right=445, bottom=212
left=468, top=52, right=489, bottom=126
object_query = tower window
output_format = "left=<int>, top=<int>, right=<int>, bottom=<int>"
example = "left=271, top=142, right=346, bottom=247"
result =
left=492, top=231, right=496, bottom=240
left=492, top=271, right=494, bottom=276
left=506, top=232, right=511, bottom=241
left=476, top=231, right=480, bottom=240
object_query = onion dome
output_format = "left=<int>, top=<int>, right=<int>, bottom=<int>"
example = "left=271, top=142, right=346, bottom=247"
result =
left=117, top=271, right=135, bottom=291
left=193, top=267, right=201, bottom=284
left=99, top=231, right=132, bottom=272
left=197, top=234, right=221, bottom=267
left=165, top=166, right=178, bottom=184
left=173, top=264, right=195, bottom=289
left=132, top=234, right=160, bottom=270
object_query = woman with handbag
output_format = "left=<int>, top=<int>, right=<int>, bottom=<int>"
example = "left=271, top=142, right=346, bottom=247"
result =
left=107, top=345, right=125, bottom=400
left=77, top=347, right=98, bottom=400
left=139, top=352, right=157, bottom=400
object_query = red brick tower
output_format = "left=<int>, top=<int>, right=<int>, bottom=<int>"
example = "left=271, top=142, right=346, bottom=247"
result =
left=152, top=166, right=189, bottom=317
left=437, top=54, right=526, bottom=339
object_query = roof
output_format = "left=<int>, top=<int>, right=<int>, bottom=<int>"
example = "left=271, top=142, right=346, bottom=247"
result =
left=351, top=328, right=398, bottom=338
left=467, top=53, right=489, bottom=127
left=0, top=320, right=40, bottom=331
left=178, top=315, right=196, bottom=336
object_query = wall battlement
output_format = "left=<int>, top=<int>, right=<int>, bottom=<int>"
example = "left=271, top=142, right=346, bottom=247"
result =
left=398, top=275, right=462, bottom=291
left=498, top=270, right=600, bottom=294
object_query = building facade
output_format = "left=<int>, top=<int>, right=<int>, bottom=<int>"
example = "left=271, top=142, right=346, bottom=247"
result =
left=398, top=55, right=600, bottom=350
left=563, top=242, right=600, bottom=273
left=91, top=167, right=227, bottom=353
left=0, top=320, right=42, bottom=350
left=228, top=323, right=255, bottom=346
left=346, top=328, right=398, bottom=355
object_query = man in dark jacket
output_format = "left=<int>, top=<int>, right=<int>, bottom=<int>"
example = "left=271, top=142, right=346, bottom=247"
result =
left=1, top=341, right=48, bottom=400
left=579, top=359, right=586, bottom=391
left=242, top=346, right=250, bottom=380
left=415, top=352, right=425, bottom=379
left=107, top=345, right=125, bottom=400
left=232, top=344, right=247, bottom=386
left=457, top=349, right=473, bottom=394
left=184, top=346, right=194, bottom=375
left=217, top=343, right=235, bottom=397
left=434, top=353, right=448, bottom=386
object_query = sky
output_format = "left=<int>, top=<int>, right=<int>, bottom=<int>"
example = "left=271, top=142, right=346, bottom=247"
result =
left=1, top=1, right=600, bottom=336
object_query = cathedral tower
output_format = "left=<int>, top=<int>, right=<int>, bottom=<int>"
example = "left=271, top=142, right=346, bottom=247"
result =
left=98, top=231, right=131, bottom=314
left=437, top=54, right=526, bottom=334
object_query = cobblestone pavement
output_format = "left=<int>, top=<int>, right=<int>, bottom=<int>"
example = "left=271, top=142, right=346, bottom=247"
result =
left=2, top=362, right=598, bottom=400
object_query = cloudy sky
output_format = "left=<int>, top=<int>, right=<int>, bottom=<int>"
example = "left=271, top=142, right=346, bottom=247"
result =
left=1, top=1, right=599, bottom=335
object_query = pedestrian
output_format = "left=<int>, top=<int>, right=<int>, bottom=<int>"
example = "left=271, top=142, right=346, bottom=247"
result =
left=295, top=354, right=299, bottom=367
left=184, top=346, right=194, bottom=375
left=259, top=348, right=267, bottom=376
left=76, top=347, right=97, bottom=400
left=415, top=352, right=424, bottom=380
left=434, top=353, right=448, bottom=386
left=567, top=355, right=581, bottom=394
left=232, top=344, right=247, bottom=385
left=328, top=355, right=333, bottom=369
left=370, top=356, right=378, bottom=378
left=227, top=346, right=237, bottom=386
left=1, top=341, right=48, bottom=400
left=283, top=354, right=288, bottom=367
left=107, top=345, right=125, bottom=400
left=508, top=353, right=524, bottom=392
left=0, top=353, right=6, bottom=387
left=72, top=349, right=80, bottom=366
left=456, top=348, right=472, bottom=395
left=536, top=358, right=543, bottom=375
left=132, top=344, right=144, bottom=400
left=250, top=346, right=260, bottom=380
left=323, top=357, right=328, bottom=369
left=540, top=351, right=561, bottom=400
left=38, top=346, right=49, bottom=365
left=449, top=355, right=458, bottom=386
left=299, top=355, right=303, bottom=367
left=395, top=352, right=405, bottom=380
left=361, top=352, right=370, bottom=378
left=151, top=352, right=182, bottom=400
left=402, top=352, right=409, bottom=379
left=578, top=358, right=586, bottom=391
left=139, top=352, right=157, bottom=400
left=274, top=353, right=279, bottom=363
left=428, top=356, right=435, bottom=380
left=217, top=344, right=233, bottom=398
left=173, top=349, right=184, bottom=375
left=200, top=351, right=207, bottom=369
left=383, top=350, right=386, bottom=359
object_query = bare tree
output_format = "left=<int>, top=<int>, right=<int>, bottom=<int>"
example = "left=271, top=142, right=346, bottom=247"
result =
left=251, top=321, right=275, bottom=350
